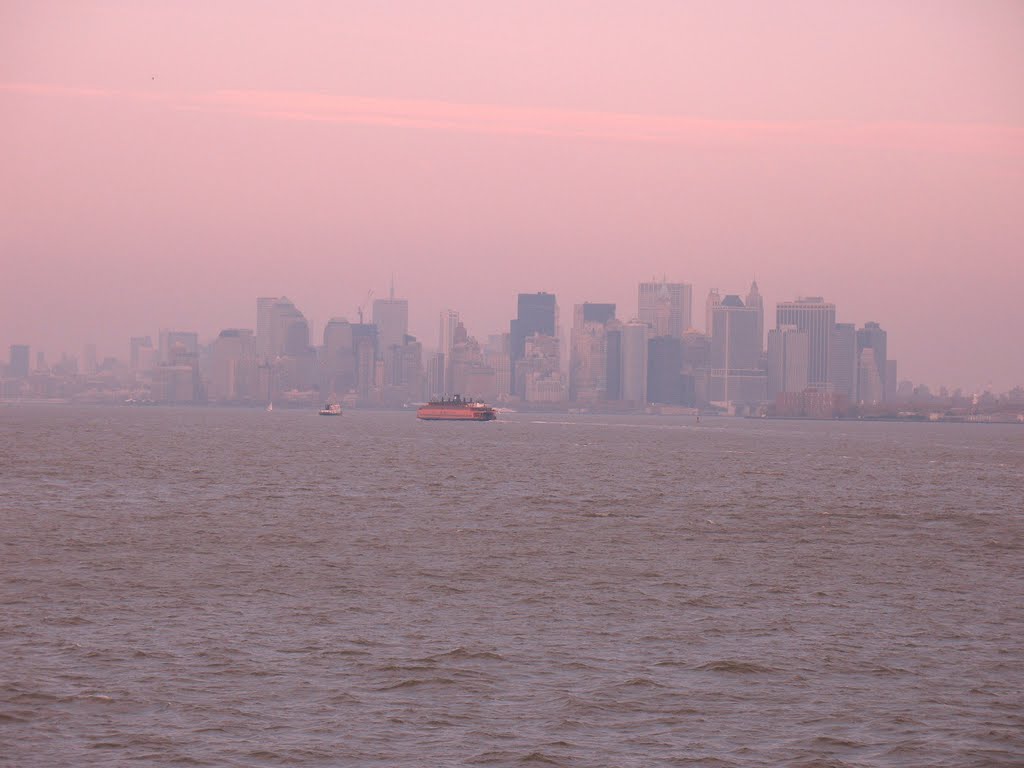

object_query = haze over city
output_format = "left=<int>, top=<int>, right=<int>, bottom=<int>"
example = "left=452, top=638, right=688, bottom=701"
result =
left=3, top=2, right=1023, bottom=391
left=4, top=6, right=1024, bottom=767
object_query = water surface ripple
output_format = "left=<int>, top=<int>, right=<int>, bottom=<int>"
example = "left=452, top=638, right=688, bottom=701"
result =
left=1, top=407, right=1021, bottom=766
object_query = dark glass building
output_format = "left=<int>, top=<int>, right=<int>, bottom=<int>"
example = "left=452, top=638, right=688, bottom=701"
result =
left=510, top=292, right=556, bottom=394
left=647, top=335, right=685, bottom=405
left=581, top=302, right=616, bottom=325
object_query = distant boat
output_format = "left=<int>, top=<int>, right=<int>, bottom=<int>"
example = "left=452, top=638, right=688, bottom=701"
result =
left=318, top=403, right=342, bottom=416
left=266, top=402, right=273, bottom=412
left=417, top=395, right=496, bottom=421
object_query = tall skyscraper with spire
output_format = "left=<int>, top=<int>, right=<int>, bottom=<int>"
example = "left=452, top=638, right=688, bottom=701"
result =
left=372, top=278, right=409, bottom=357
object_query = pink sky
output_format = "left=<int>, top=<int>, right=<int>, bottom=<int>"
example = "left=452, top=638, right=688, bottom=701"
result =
left=2, top=1, right=1023, bottom=390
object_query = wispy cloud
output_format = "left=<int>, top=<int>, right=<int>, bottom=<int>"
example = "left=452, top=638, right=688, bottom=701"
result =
left=4, top=81, right=1022, bottom=157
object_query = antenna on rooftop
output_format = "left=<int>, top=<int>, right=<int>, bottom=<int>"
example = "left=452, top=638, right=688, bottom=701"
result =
left=357, top=289, right=373, bottom=324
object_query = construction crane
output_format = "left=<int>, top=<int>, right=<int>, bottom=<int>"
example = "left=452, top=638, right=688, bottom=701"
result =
left=356, top=290, right=374, bottom=324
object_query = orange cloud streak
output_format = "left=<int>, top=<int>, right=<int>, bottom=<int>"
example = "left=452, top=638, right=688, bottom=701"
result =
left=4, top=81, right=1022, bottom=157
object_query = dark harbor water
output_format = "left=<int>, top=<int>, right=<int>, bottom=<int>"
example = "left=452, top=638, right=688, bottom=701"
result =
left=1, top=406, right=1021, bottom=767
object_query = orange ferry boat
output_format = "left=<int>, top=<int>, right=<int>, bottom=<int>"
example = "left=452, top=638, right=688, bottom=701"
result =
left=416, top=395, right=497, bottom=421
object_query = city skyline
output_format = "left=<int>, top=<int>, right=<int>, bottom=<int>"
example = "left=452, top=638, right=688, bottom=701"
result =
left=4, top=8, right=1023, bottom=766
left=1, top=274, right=1021, bottom=395
left=7, top=282, right=1023, bottom=421
left=3, top=3, right=1023, bottom=392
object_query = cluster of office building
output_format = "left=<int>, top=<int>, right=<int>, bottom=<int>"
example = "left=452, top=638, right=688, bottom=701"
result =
left=5, top=279, right=1020, bottom=417
left=0, top=280, right=902, bottom=415
left=499, top=283, right=898, bottom=416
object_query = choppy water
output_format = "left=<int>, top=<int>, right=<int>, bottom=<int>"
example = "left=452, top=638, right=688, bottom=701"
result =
left=1, top=406, right=1022, bottom=767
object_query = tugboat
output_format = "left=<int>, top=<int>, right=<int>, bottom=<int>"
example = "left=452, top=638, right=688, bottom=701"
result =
left=318, top=403, right=343, bottom=416
left=417, top=395, right=496, bottom=421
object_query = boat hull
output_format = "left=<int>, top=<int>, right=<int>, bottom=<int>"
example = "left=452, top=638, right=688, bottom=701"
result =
left=417, top=406, right=496, bottom=421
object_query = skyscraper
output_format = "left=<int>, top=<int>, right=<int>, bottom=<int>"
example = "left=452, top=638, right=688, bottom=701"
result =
left=387, top=334, right=424, bottom=405
left=638, top=280, right=692, bottom=338
left=256, top=297, right=310, bottom=362
left=446, top=323, right=498, bottom=401
left=775, top=297, right=836, bottom=389
left=353, top=325, right=378, bottom=399
left=373, top=297, right=409, bottom=357
left=518, top=333, right=565, bottom=403
left=374, top=293, right=409, bottom=390
left=510, top=292, right=557, bottom=394
left=426, top=352, right=445, bottom=399
left=745, top=280, right=764, bottom=353
left=321, top=317, right=354, bottom=393
left=858, top=348, right=883, bottom=404
left=681, top=329, right=712, bottom=405
left=283, top=319, right=309, bottom=357
left=886, top=360, right=898, bottom=403
left=438, top=309, right=459, bottom=393
left=158, top=330, right=199, bottom=365
left=208, top=329, right=257, bottom=402
left=828, top=323, right=857, bottom=401
left=767, top=325, right=809, bottom=399
left=705, top=289, right=721, bottom=336
left=857, top=322, right=888, bottom=402
left=569, top=302, right=616, bottom=403
left=620, top=320, right=649, bottom=405
left=647, top=335, right=685, bottom=405
left=710, top=295, right=765, bottom=404
left=605, top=322, right=623, bottom=401
left=9, top=345, right=29, bottom=379
left=82, top=344, right=98, bottom=376
left=129, top=336, right=153, bottom=370
left=439, top=309, right=459, bottom=357
left=483, top=334, right=511, bottom=401
left=256, top=297, right=278, bottom=362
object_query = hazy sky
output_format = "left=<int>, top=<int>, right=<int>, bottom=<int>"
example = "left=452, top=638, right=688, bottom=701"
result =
left=2, top=1, right=1022, bottom=390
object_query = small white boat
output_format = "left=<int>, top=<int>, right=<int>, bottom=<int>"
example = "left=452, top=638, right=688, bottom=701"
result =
left=266, top=402, right=273, bottom=412
left=318, top=403, right=342, bottom=416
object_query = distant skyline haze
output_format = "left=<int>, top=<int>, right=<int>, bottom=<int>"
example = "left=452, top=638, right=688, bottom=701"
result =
left=2, top=1, right=1022, bottom=390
